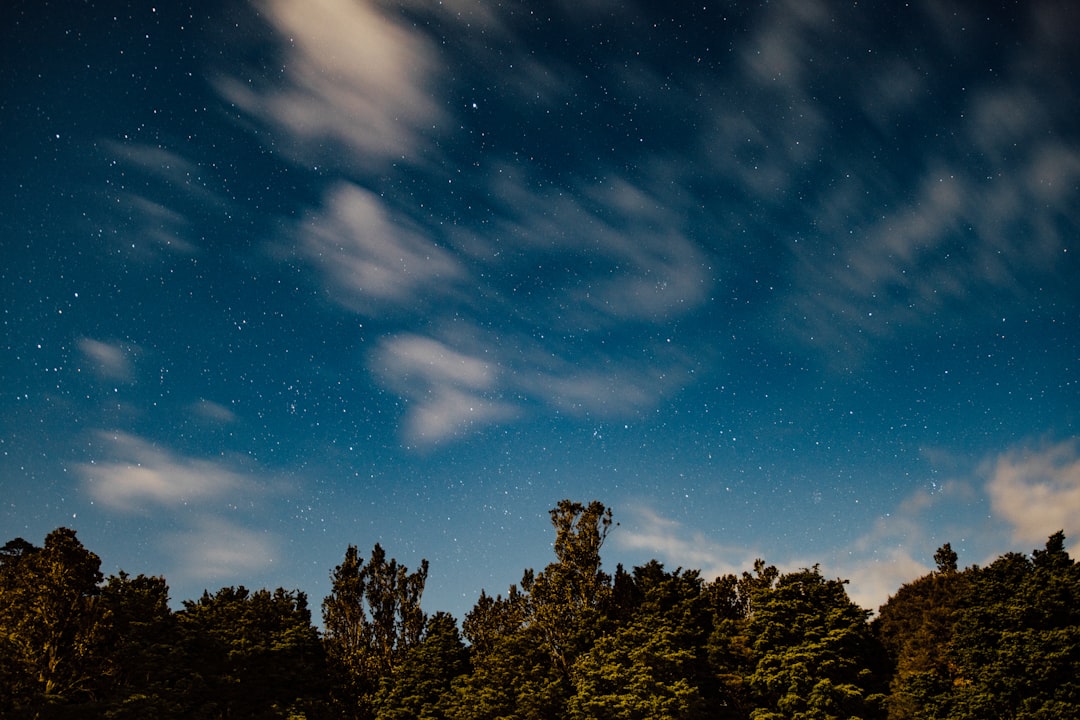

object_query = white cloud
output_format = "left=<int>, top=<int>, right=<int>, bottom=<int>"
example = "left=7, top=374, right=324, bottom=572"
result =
left=616, top=505, right=760, bottom=581
left=986, top=439, right=1080, bottom=548
left=219, top=0, right=443, bottom=169
left=78, top=431, right=256, bottom=512
left=77, top=338, right=133, bottom=381
left=163, top=515, right=279, bottom=582
left=297, top=182, right=465, bottom=313
left=372, top=333, right=517, bottom=445
left=189, top=399, right=237, bottom=423
left=76, top=431, right=283, bottom=584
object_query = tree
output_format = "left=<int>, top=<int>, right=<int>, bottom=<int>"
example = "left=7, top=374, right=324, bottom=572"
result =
left=568, top=562, right=714, bottom=720
left=944, top=533, right=1080, bottom=719
left=322, top=543, right=429, bottom=720
left=373, top=612, right=469, bottom=720
left=95, top=572, right=183, bottom=719
left=747, top=566, right=886, bottom=720
left=0, top=528, right=110, bottom=717
left=176, top=586, right=327, bottom=719
left=874, top=550, right=972, bottom=720
left=443, top=621, right=566, bottom=720
left=934, top=544, right=958, bottom=574
left=521, top=500, right=614, bottom=676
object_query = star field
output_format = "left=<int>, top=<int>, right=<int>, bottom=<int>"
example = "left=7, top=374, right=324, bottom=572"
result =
left=2, top=0, right=1079, bottom=619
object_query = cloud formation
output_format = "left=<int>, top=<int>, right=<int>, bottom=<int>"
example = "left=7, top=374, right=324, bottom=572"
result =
left=616, top=505, right=760, bottom=582
left=986, top=439, right=1080, bottom=548
left=79, top=431, right=256, bottom=512
left=76, top=431, right=282, bottom=582
left=297, top=182, right=465, bottom=313
left=372, top=333, right=517, bottom=445
left=77, top=338, right=133, bottom=381
left=219, top=0, right=443, bottom=169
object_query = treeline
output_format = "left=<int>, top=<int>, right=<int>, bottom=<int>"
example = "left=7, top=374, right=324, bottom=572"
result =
left=2, top=500, right=1078, bottom=719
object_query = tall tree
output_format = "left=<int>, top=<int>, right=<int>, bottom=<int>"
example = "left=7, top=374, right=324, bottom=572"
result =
left=874, top=547, right=972, bottom=720
left=747, top=566, right=886, bottom=720
left=322, top=543, right=429, bottom=720
left=944, top=533, right=1080, bottom=719
left=521, top=499, right=614, bottom=676
left=176, top=585, right=327, bottom=719
left=0, top=528, right=110, bottom=717
left=568, top=562, right=714, bottom=720
left=95, top=572, right=183, bottom=719
left=373, top=611, right=469, bottom=720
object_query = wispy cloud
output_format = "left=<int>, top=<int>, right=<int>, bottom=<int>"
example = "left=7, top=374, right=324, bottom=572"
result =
left=162, top=515, right=280, bottom=582
left=986, top=439, right=1080, bottom=548
left=78, top=431, right=258, bottom=512
left=77, top=338, right=134, bottom=381
left=371, top=333, right=517, bottom=445
left=296, top=182, right=466, bottom=314
left=76, top=431, right=282, bottom=582
left=218, top=0, right=443, bottom=170
left=616, top=504, right=761, bottom=581
left=189, top=399, right=238, bottom=424
left=614, top=437, right=1079, bottom=613
left=287, top=165, right=711, bottom=445
left=835, top=439, right=1080, bottom=610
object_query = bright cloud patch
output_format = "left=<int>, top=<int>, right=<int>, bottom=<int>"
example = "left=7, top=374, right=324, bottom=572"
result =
left=77, top=338, right=132, bottom=381
left=372, top=333, right=517, bottom=445
left=219, top=0, right=442, bottom=169
left=298, top=182, right=464, bottom=313
left=617, top=505, right=758, bottom=581
left=163, top=515, right=280, bottom=581
left=987, top=439, right=1080, bottom=547
left=78, top=431, right=255, bottom=512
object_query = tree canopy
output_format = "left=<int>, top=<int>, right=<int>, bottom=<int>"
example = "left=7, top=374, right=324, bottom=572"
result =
left=2, top=507, right=1077, bottom=720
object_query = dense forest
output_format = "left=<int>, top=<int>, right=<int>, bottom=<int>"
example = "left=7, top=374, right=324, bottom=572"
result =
left=2, top=500, right=1078, bottom=719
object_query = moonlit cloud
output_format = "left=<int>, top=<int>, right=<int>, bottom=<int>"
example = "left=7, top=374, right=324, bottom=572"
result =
left=190, top=399, right=238, bottom=423
left=76, top=431, right=284, bottom=584
left=372, top=333, right=517, bottom=445
left=77, top=338, right=133, bottom=381
left=219, top=0, right=443, bottom=169
left=986, top=439, right=1080, bottom=548
left=617, top=505, right=759, bottom=582
left=297, top=182, right=465, bottom=313
left=163, top=515, right=280, bottom=582
left=78, top=431, right=257, bottom=512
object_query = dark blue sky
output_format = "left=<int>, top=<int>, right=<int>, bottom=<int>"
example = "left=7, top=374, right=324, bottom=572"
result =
left=3, top=0, right=1078, bottom=619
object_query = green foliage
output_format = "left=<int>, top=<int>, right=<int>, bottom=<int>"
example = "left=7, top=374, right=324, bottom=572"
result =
left=747, top=566, right=886, bottom=720
left=444, top=622, right=568, bottom=720
left=0, top=529, right=110, bottom=717
left=373, top=611, right=469, bottom=720
left=322, top=543, right=429, bottom=720
left=522, top=500, right=614, bottom=676
left=569, top=562, right=713, bottom=720
left=874, top=559, right=971, bottom=720
left=176, top=585, right=327, bottom=719
left=944, top=533, right=1080, bottom=719
left=96, top=571, right=183, bottom=719
left=3, top=510, right=1078, bottom=720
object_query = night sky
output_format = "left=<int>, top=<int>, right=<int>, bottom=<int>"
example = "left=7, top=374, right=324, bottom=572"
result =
left=3, top=0, right=1078, bottom=620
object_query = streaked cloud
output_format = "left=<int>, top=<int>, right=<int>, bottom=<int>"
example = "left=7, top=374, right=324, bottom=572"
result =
left=371, top=333, right=517, bottom=445
left=162, top=515, right=280, bottom=582
left=986, top=439, right=1080, bottom=548
left=616, top=505, right=760, bottom=582
left=78, top=431, right=257, bottom=512
left=296, top=182, right=465, bottom=313
left=77, top=338, right=133, bottom=381
left=189, top=399, right=238, bottom=423
left=76, top=431, right=283, bottom=583
left=219, top=0, right=443, bottom=170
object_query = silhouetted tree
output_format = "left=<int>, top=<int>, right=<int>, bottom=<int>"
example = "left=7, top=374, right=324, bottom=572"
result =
left=322, top=543, right=428, bottom=720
